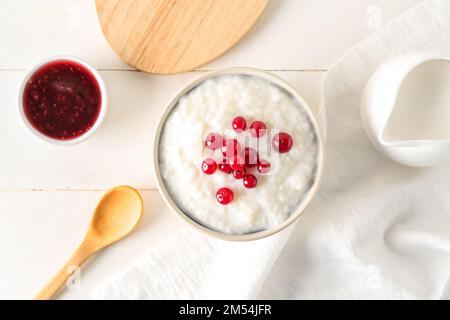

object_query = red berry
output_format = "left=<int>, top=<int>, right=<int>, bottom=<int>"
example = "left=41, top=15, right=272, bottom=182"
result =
left=244, top=147, right=259, bottom=168
left=216, top=188, right=234, bottom=205
left=218, top=162, right=232, bottom=174
left=202, top=158, right=217, bottom=175
left=205, top=133, right=223, bottom=150
left=257, top=160, right=271, bottom=174
left=232, top=116, right=247, bottom=133
left=273, top=133, right=293, bottom=153
left=222, top=139, right=240, bottom=158
left=233, top=168, right=246, bottom=180
left=243, top=174, right=258, bottom=189
left=250, top=121, right=267, bottom=138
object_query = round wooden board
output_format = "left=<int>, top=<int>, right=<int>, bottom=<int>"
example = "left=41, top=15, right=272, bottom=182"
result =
left=95, top=0, right=269, bottom=74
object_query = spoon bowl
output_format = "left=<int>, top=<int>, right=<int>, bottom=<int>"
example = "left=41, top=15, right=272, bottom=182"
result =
left=35, top=186, right=143, bottom=300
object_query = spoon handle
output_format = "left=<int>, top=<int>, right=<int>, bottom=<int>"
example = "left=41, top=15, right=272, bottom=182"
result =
left=35, top=242, right=93, bottom=300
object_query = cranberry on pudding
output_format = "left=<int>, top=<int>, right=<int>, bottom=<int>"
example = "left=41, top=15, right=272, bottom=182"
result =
left=218, top=162, right=233, bottom=174
left=202, top=158, right=217, bottom=175
left=232, top=168, right=246, bottom=180
left=205, top=133, right=223, bottom=150
left=216, top=188, right=234, bottom=205
left=244, top=147, right=259, bottom=168
left=257, top=160, right=271, bottom=175
left=222, top=138, right=240, bottom=158
left=243, top=174, right=258, bottom=189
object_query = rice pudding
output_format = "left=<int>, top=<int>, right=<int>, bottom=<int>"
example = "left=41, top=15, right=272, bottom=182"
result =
left=158, top=73, right=320, bottom=235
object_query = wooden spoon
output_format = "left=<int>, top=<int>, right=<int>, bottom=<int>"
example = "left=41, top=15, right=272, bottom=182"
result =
left=35, top=186, right=144, bottom=300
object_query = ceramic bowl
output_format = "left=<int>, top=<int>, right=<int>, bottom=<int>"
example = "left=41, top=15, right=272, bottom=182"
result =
left=153, top=67, right=325, bottom=241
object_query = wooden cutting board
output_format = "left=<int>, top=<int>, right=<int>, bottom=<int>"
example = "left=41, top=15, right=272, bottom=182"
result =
left=95, top=0, right=269, bottom=74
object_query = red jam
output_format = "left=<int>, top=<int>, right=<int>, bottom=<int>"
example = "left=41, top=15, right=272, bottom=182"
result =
left=23, top=60, right=102, bottom=140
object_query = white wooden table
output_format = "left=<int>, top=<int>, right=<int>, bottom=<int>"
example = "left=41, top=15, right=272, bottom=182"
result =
left=0, top=0, right=423, bottom=299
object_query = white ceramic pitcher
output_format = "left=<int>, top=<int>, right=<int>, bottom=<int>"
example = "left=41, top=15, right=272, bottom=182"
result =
left=361, top=51, right=450, bottom=167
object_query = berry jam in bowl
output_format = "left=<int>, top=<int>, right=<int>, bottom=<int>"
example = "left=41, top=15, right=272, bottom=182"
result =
left=18, top=56, right=107, bottom=146
left=153, top=68, right=324, bottom=241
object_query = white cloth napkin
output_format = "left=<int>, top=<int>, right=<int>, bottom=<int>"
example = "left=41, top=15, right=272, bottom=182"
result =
left=95, top=0, right=450, bottom=300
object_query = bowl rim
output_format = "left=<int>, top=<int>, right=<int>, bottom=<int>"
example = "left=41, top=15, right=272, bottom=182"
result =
left=153, top=67, right=325, bottom=241
left=17, top=55, right=108, bottom=146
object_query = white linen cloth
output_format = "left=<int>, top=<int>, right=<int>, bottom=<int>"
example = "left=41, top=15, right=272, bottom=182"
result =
left=95, top=0, right=450, bottom=300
